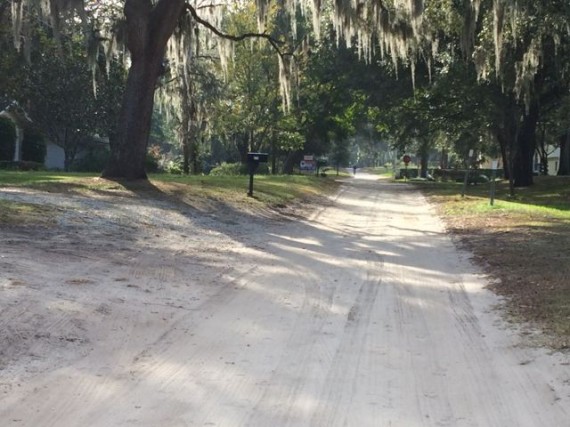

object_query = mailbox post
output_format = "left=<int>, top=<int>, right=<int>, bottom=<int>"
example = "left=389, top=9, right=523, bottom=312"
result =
left=247, top=152, right=269, bottom=197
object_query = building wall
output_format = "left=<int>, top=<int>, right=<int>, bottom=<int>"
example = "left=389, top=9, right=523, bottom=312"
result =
left=45, top=142, right=65, bottom=170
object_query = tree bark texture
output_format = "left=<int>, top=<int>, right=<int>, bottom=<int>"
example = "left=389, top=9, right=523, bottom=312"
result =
left=512, top=101, right=539, bottom=187
left=102, top=0, right=185, bottom=180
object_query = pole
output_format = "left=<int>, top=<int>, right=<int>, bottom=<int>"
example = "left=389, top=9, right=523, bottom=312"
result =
left=248, top=171, right=254, bottom=197
left=489, top=160, right=498, bottom=206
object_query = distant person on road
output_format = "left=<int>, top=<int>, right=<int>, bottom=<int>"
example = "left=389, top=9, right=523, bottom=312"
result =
left=353, top=165, right=357, bottom=176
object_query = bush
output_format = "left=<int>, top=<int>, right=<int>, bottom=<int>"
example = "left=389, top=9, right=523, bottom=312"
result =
left=209, top=162, right=248, bottom=176
left=21, top=127, right=46, bottom=163
left=165, top=158, right=184, bottom=175
left=145, top=152, right=160, bottom=173
left=72, top=148, right=110, bottom=172
left=0, top=117, right=16, bottom=161
left=0, top=160, right=44, bottom=171
left=255, top=163, right=270, bottom=175
left=398, top=168, right=419, bottom=179
left=209, top=162, right=271, bottom=176
left=432, top=168, right=502, bottom=183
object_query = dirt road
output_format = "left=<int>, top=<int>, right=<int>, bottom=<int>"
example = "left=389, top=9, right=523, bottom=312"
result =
left=1, top=175, right=569, bottom=426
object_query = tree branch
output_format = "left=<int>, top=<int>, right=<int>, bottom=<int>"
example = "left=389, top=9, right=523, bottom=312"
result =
left=185, top=4, right=289, bottom=58
left=149, top=0, right=186, bottom=55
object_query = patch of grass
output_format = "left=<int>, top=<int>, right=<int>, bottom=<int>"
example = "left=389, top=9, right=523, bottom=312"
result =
left=0, top=170, right=341, bottom=222
left=147, top=174, right=340, bottom=212
left=418, top=176, right=570, bottom=348
left=0, top=199, right=57, bottom=226
left=0, top=171, right=125, bottom=194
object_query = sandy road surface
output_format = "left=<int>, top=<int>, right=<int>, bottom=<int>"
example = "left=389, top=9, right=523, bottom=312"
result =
left=1, top=175, right=569, bottom=426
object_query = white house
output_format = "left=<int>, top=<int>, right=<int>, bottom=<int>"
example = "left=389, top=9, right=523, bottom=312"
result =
left=533, top=147, right=560, bottom=176
left=1, top=102, right=95, bottom=170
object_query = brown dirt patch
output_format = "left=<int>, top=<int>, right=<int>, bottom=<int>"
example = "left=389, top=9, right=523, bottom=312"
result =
left=433, top=206, right=570, bottom=349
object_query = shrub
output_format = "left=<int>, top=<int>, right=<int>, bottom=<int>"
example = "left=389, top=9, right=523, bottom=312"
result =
left=21, top=127, right=46, bottom=163
left=0, top=160, right=44, bottom=171
left=72, top=148, right=110, bottom=172
left=209, top=162, right=248, bottom=176
left=255, top=163, right=270, bottom=175
left=398, top=168, right=419, bottom=179
left=209, top=162, right=271, bottom=176
left=145, top=152, right=160, bottom=173
left=432, top=168, right=503, bottom=182
left=146, top=144, right=161, bottom=173
left=0, top=117, right=16, bottom=161
left=165, top=158, right=184, bottom=175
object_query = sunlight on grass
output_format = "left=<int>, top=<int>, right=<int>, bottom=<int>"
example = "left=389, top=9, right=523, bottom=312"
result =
left=150, top=173, right=338, bottom=206
left=419, top=176, right=570, bottom=219
left=0, top=171, right=338, bottom=206
left=1, top=170, right=340, bottom=226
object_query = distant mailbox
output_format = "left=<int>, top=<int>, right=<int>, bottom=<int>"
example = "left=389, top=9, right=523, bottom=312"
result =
left=247, top=152, right=269, bottom=163
left=246, top=152, right=269, bottom=197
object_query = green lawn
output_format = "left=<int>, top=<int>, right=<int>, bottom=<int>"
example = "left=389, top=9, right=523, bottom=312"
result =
left=418, top=176, right=570, bottom=218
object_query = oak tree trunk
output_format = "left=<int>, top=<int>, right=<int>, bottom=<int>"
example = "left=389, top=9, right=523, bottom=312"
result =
left=102, top=0, right=185, bottom=180
left=512, top=102, right=539, bottom=187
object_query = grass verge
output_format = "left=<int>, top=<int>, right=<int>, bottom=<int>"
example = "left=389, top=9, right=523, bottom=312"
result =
left=0, top=170, right=341, bottom=222
left=0, top=199, right=57, bottom=226
left=418, top=176, right=570, bottom=348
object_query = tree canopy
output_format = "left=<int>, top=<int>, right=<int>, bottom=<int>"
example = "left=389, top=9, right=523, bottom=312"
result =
left=2, top=1, right=569, bottom=184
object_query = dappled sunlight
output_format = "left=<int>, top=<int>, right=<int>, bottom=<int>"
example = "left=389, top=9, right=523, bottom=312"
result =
left=352, top=172, right=382, bottom=181
left=267, top=234, right=323, bottom=248
left=5, top=172, right=567, bottom=426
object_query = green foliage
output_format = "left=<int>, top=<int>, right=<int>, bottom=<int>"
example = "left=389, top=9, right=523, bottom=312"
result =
left=209, top=162, right=248, bottom=176
left=432, top=169, right=502, bottom=183
left=164, top=158, right=184, bottom=175
left=0, top=161, right=44, bottom=171
left=145, top=152, right=160, bottom=174
left=0, top=117, right=16, bottom=161
left=13, top=28, right=126, bottom=170
left=329, top=138, right=351, bottom=168
left=21, top=127, right=46, bottom=163
left=72, top=148, right=110, bottom=173
left=208, top=3, right=303, bottom=168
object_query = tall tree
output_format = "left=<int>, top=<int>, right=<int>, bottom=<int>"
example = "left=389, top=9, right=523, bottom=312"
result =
left=14, top=1, right=567, bottom=182
left=9, top=0, right=429, bottom=180
left=101, top=0, right=186, bottom=179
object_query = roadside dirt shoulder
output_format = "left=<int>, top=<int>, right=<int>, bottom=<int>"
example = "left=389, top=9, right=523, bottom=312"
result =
left=0, top=186, right=291, bottom=390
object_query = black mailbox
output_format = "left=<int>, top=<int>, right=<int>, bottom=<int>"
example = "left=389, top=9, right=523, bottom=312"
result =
left=246, top=152, right=269, bottom=197
left=247, top=152, right=269, bottom=163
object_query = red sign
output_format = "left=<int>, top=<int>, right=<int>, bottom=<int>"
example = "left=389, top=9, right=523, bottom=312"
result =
left=403, top=155, right=411, bottom=165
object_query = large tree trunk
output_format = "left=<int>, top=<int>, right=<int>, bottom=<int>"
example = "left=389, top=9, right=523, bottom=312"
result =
left=283, top=150, right=302, bottom=174
left=512, top=102, right=539, bottom=187
left=182, top=133, right=190, bottom=175
left=102, top=0, right=185, bottom=180
left=497, top=134, right=510, bottom=180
